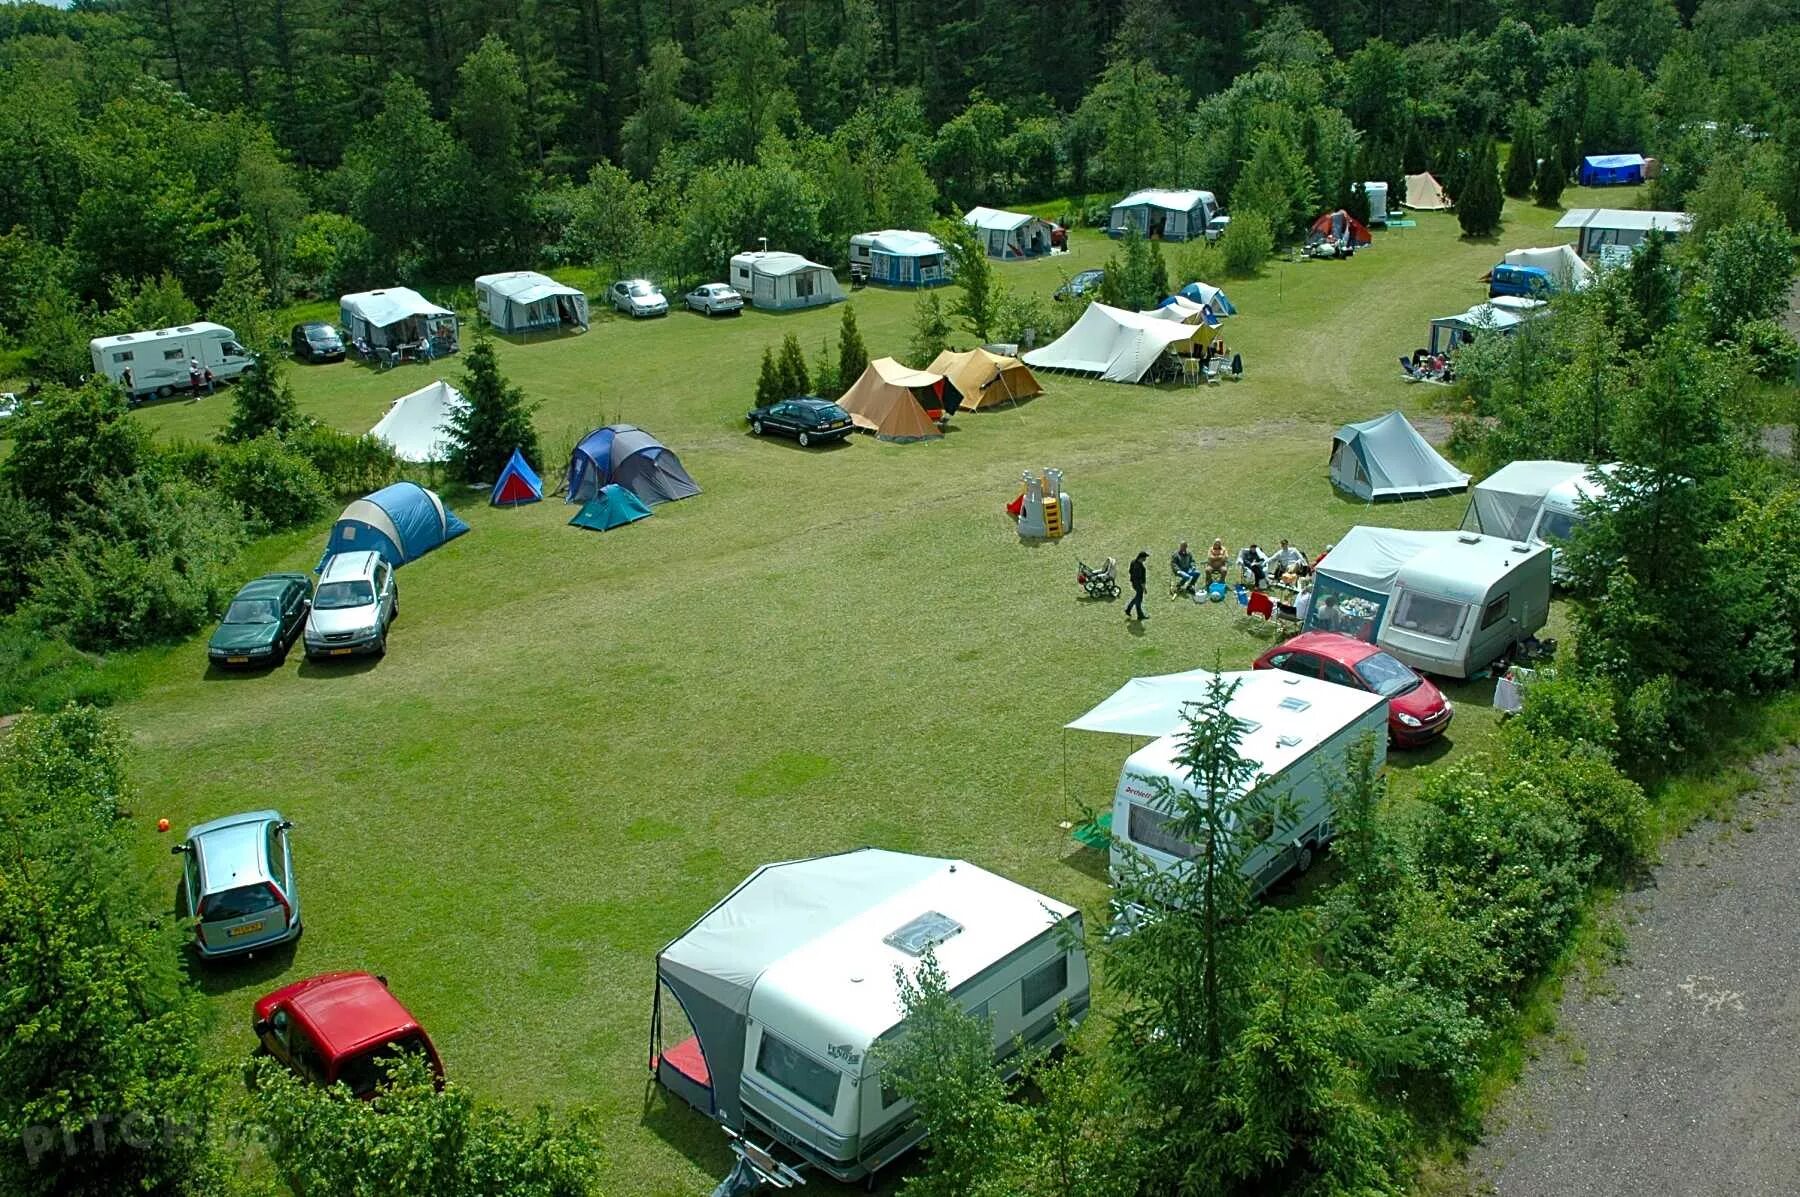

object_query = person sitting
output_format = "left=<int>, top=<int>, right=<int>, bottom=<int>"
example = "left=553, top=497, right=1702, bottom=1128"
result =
left=1205, top=538, right=1230, bottom=585
left=1268, top=538, right=1306, bottom=580
left=1238, top=543, right=1268, bottom=588
left=1171, top=542, right=1200, bottom=595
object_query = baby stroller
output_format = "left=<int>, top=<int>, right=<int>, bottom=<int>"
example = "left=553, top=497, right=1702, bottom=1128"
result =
left=1077, top=557, right=1120, bottom=600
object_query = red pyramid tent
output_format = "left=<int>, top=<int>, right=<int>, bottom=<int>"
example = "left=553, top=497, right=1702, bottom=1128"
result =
left=489, top=447, right=543, bottom=506
left=1308, top=209, right=1372, bottom=248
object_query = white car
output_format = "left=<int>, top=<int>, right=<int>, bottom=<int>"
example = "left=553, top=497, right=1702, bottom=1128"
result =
left=303, top=550, right=398, bottom=661
left=685, top=283, right=744, bottom=316
left=610, top=279, right=669, bottom=318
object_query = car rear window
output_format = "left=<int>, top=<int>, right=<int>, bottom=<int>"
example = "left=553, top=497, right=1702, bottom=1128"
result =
left=337, top=1032, right=432, bottom=1096
left=628, top=282, right=656, bottom=297
left=200, top=884, right=276, bottom=921
left=1352, top=651, right=1420, bottom=697
left=314, top=580, right=374, bottom=610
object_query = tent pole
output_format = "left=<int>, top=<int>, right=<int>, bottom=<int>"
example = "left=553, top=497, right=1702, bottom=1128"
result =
left=1061, top=729, right=1067, bottom=812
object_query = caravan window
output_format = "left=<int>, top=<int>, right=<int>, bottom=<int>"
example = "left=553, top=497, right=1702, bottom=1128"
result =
left=1021, top=955, right=1068, bottom=1017
left=111, top=350, right=134, bottom=364
left=163, top=348, right=185, bottom=361
left=1537, top=508, right=1582, bottom=543
left=755, top=1033, right=840, bottom=1116
left=1480, top=593, right=1512, bottom=630
left=1390, top=591, right=1470, bottom=642
left=795, top=273, right=815, bottom=298
left=1127, top=803, right=1199, bottom=860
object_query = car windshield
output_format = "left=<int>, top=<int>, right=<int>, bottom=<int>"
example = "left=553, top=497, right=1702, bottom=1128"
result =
left=337, top=1033, right=432, bottom=1097
left=314, top=580, right=374, bottom=610
left=628, top=282, right=656, bottom=297
left=1538, top=508, right=1582, bottom=542
left=200, top=883, right=275, bottom=921
left=1352, top=651, right=1422, bottom=697
left=224, top=599, right=279, bottom=624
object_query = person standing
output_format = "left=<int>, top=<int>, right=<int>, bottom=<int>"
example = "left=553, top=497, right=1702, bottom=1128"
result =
left=1126, top=551, right=1149, bottom=621
left=120, top=365, right=134, bottom=397
left=188, top=357, right=202, bottom=394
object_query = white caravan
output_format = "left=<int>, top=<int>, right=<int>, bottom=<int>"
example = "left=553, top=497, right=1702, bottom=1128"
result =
left=1309, top=527, right=1553, bottom=678
left=1461, top=460, right=1618, bottom=578
left=88, top=322, right=254, bottom=397
left=654, top=849, right=1088, bottom=1189
left=1108, top=670, right=1388, bottom=896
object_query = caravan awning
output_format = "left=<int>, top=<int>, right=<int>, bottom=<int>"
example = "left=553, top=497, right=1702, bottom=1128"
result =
left=1065, top=667, right=1223, bottom=737
left=340, top=287, right=452, bottom=328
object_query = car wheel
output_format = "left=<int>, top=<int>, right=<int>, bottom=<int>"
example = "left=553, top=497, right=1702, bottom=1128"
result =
left=374, top=633, right=387, bottom=658
left=797, top=431, right=811, bottom=447
left=751, top=420, right=763, bottom=436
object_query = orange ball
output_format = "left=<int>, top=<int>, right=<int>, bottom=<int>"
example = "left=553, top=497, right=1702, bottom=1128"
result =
left=156, top=818, right=171, bottom=833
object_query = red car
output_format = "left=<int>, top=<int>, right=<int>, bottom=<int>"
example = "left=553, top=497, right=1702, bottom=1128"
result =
left=1253, top=631, right=1454, bottom=746
left=253, top=971, right=444, bottom=1097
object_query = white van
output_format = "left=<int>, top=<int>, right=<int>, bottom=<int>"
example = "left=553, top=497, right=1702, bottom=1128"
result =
left=654, top=849, right=1088, bottom=1188
left=1109, top=671, right=1389, bottom=897
left=1310, top=528, right=1553, bottom=678
left=88, top=322, right=255, bottom=397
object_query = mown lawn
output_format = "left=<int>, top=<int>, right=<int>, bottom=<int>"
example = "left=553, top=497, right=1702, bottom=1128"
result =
left=123, top=191, right=1600, bottom=1194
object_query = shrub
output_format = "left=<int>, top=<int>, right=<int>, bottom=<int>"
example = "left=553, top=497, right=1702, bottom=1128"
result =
left=0, top=379, right=151, bottom=523
left=0, top=619, right=140, bottom=716
left=30, top=476, right=245, bottom=650
left=0, top=485, right=52, bottom=614
left=1733, top=318, right=1800, bottom=382
left=1174, top=238, right=1227, bottom=286
left=215, top=436, right=331, bottom=531
left=1218, top=211, right=1274, bottom=277
left=287, top=423, right=403, bottom=497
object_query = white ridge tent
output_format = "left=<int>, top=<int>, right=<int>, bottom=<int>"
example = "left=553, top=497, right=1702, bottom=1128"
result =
left=963, top=206, right=1054, bottom=258
left=1023, top=303, right=1200, bottom=383
left=1427, top=298, right=1547, bottom=354
left=1401, top=172, right=1450, bottom=211
left=1502, top=245, right=1594, bottom=291
left=339, top=287, right=458, bottom=350
left=474, top=271, right=589, bottom=332
left=1329, top=410, right=1470, bottom=501
left=368, top=379, right=466, bottom=463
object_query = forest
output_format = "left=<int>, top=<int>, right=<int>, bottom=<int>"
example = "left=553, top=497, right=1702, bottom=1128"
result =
left=4, top=0, right=1800, bottom=385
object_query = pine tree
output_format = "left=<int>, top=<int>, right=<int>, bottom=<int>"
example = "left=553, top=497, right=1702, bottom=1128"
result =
left=1457, top=139, right=1504, bottom=238
left=837, top=304, right=870, bottom=392
left=811, top=337, right=839, bottom=400
left=1503, top=118, right=1537, bottom=199
left=1534, top=153, right=1567, bottom=208
left=222, top=357, right=302, bottom=443
left=775, top=333, right=810, bottom=397
left=755, top=347, right=783, bottom=407
left=445, top=331, right=538, bottom=483
left=1345, top=180, right=1372, bottom=224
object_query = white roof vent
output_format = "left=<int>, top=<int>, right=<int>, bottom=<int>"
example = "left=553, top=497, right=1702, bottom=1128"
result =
left=1276, top=734, right=1303, bottom=748
left=1278, top=696, right=1311, bottom=712
left=1457, top=533, right=1482, bottom=544
left=884, top=911, right=963, bottom=957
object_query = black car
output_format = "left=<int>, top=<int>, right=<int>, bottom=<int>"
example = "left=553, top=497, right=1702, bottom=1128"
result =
left=746, top=397, right=855, bottom=446
left=291, top=322, right=345, bottom=363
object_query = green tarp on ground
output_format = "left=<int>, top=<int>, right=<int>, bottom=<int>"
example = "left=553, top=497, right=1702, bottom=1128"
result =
left=569, top=483, right=652, bottom=531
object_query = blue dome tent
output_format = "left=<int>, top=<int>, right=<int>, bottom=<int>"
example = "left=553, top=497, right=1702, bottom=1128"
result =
left=566, top=424, right=700, bottom=507
left=1578, top=154, right=1646, bottom=187
left=319, top=482, right=469, bottom=568
left=1175, top=281, right=1236, bottom=316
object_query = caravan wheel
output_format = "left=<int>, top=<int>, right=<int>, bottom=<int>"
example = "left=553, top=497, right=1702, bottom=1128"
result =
left=1295, top=843, right=1315, bottom=874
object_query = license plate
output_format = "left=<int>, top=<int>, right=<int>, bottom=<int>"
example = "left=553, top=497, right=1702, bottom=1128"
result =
left=227, top=656, right=248, bottom=664
left=228, top=921, right=265, bottom=937
left=329, top=647, right=353, bottom=656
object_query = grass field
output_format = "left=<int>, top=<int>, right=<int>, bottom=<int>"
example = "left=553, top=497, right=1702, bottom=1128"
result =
left=121, top=191, right=1601, bottom=1195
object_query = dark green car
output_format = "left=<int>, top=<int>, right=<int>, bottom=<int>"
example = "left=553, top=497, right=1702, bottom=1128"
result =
left=208, top=574, right=313, bottom=669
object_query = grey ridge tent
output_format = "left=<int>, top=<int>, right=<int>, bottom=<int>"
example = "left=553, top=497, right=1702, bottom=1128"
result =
left=1330, top=410, right=1470, bottom=501
left=652, top=848, right=1088, bottom=1188
left=474, top=271, right=589, bottom=332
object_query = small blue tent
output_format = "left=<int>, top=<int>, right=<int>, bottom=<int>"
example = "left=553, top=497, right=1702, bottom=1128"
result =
left=1578, top=154, right=1646, bottom=186
left=569, top=484, right=652, bottom=531
left=320, top=482, right=469, bottom=568
left=1175, top=281, right=1237, bottom=316
left=566, top=424, right=700, bottom=507
left=490, top=447, right=543, bottom=506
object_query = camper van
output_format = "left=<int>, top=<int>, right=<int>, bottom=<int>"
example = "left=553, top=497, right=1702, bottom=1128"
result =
left=654, top=850, right=1088, bottom=1189
left=1461, top=461, right=1617, bottom=579
left=1109, top=671, right=1389, bottom=897
left=1310, top=528, right=1553, bottom=679
left=88, top=322, right=255, bottom=397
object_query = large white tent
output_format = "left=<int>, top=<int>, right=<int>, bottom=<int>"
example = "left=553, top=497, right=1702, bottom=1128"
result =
left=1401, top=172, right=1450, bottom=210
left=1023, top=303, right=1200, bottom=383
left=339, top=287, right=458, bottom=350
left=368, top=379, right=466, bottom=463
left=1108, top=189, right=1223, bottom=241
left=1329, top=410, right=1470, bottom=501
left=728, top=251, right=844, bottom=310
left=1502, top=246, right=1594, bottom=291
left=474, top=271, right=589, bottom=333
left=963, top=206, right=1054, bottom=258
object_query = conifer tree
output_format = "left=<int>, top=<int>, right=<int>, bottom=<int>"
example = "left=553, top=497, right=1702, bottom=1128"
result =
left=775, top=333, right=810, bottom=397
left=445, top=330, right=538, bottom=482
left=837, top=304, right=870, bottom=390
left=1457, top=139, right=1504, bottom=238
left=1534, top=153, right=1567, bottom=208
left=1503, top=117, right=1537, bottom=199
left=222, top=357, right=302, bottom=444
left=755, top=347, right=783, bottom=406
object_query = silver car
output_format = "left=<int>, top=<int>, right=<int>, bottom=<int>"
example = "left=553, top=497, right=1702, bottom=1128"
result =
left=173, top=809, right=301, bottom=960
left=610, top=279, right=669, bottom=318
left=304, top=550, right=397, bottom=660
left=685, top=283, right=743, bottom=316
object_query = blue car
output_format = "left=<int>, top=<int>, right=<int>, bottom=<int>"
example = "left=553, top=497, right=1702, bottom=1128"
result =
left=1488, top=264, right=1554, bottom=300
left=172, top=810, right=302, bottom=960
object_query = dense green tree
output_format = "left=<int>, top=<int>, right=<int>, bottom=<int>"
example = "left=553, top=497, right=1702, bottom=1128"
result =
left=937, top=217, right=1000, bottom=343
left=909, top=290, right=954, bottom=364
left=704, top=5, right=797, bottom=162
left=1697, top=199, right=1795, bottom=343
left=1456, top=139, right=1504, bottom=237
left=837, top=304, right=870, bottom=394
left=340, top=76, right=461, bottom=276
left=1233, top=125, right=1318, bottom=238
left=775, top=332, right=810, bottom=398
left=1503, top=113, right=1537, bottom=198
left=1098, top=228, right=1164, bottom=311
left=221, top=357, right=302, bottom=444
left=621, top=40, right=692, bottom=178
left=1534, top=151, right=1567, bottom=207
left=452, top=34, right=533, bottom=266
left=0, top=380, right=150, bottom=523
left=447, top=332, right=540, bottom=483
left=754, top=346, right=782, bottom=406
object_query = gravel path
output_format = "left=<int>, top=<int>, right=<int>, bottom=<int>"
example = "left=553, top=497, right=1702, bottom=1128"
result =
left=1464, top=746, right=1800, bottom=1197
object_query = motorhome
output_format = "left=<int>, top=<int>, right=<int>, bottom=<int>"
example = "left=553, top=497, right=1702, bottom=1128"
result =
left=1309, top=527, right=1553, bottom=678
left=1461, top=461, right=1618, bottom=578
left=654, top=849, right=1088, bottom=1189
left=88, top=322, right=255, bottom=397
left=1108, top=670, right=1389, bottom=896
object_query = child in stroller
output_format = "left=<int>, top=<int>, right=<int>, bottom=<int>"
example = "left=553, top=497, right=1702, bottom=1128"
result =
left=1077, top=557, right=1120, bottom=600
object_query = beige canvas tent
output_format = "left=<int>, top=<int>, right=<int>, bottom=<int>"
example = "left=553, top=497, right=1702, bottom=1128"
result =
left=1402, top=172, right=1450, bottom=210
left=927, top=348, right=1043, bottom=410
left=839, top=358, right=964, bottom=441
